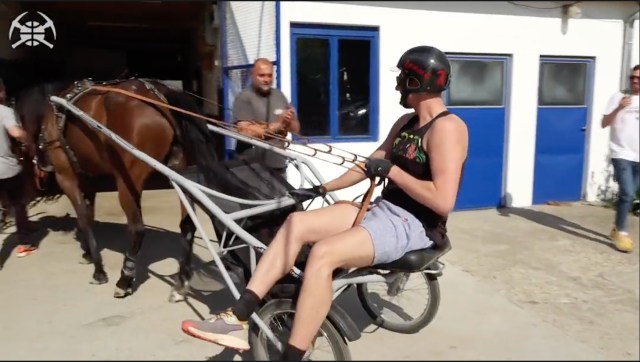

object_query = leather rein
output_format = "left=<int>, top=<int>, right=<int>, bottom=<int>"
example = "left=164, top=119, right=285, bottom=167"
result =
left=71, top=85, right=379, bottom=226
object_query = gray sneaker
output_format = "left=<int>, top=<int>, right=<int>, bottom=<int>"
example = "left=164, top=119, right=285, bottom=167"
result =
left=181, top=308, right=250, bottom=351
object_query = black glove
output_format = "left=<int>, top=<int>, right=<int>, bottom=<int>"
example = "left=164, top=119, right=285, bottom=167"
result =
left=364, top=158, right=393, bottom=178
left=289, top=185, right=327, bottom=202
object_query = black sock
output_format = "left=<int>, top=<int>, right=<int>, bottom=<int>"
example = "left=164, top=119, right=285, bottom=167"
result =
left=231, top=289, right=261, bottom=322
left=282, top=343, right=306, bottom=361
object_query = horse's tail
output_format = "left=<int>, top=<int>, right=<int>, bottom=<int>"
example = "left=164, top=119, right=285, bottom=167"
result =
left=153, top=83, right=220, bottom=187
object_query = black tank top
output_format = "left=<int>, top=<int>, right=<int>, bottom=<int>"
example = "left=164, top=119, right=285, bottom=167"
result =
left=380, top=111, right=451, bottom=245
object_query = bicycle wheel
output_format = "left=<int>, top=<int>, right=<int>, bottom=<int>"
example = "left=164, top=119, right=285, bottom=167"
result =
left=357, top=271, right=440, bottom=334
left=249, top=298, right=351, bottom=361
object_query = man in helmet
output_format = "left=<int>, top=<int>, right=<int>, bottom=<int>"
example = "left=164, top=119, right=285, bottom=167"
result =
left=179, top=46, right=468, bottom=360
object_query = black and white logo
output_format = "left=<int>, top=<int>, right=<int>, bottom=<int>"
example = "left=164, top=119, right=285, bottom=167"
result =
left=9, top=11, right=57, bottom=49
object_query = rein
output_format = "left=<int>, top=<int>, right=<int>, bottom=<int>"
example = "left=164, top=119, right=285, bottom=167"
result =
left=87, top=85, right=378, bottom=225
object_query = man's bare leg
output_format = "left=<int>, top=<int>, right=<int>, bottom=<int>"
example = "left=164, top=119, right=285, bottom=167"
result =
left=245, top=202, right=359, bottom=298
left=180, top=202, right=359, bottom=350
left=286, top=226, right=374, bottom=356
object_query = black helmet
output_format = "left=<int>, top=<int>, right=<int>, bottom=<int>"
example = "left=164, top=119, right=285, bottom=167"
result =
left=395, top=45, right=451, bottom=108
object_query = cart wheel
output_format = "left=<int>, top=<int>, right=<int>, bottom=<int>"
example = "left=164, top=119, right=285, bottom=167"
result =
left=249, top=298, right=351, bottom=361
left=357, top=271, right=440, bottom=334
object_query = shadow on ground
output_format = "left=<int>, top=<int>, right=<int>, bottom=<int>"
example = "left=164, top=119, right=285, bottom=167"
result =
left=496, top=205, right=617, bottom=251
left=0, top=212, right=207, bottom=291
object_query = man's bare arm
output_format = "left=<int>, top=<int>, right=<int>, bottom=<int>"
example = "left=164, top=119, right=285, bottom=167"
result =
left=602, top=95, right=631, bottom=128
left=6, top=124, right=30, bottom=145
left=323, top=113, right=413, bottom=192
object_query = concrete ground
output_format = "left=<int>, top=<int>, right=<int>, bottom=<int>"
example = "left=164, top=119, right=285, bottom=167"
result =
left=0, top=190, right=637, bottom=360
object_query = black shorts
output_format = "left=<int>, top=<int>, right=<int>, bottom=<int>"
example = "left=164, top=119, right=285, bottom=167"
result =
left=0, top=172, right=26, bottom=206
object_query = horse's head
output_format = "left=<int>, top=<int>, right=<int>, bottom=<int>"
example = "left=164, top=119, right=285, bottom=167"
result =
left=14, top=81, right=71, bottom=197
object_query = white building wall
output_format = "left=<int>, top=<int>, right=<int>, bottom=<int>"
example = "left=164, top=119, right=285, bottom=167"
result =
left=278, top=1, right=633, bottom=207
left=633, top=19, right=640, bottom=68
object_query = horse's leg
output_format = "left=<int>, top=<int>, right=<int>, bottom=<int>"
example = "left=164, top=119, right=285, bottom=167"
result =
left=78, top=187, right=97, bottom=265
left=168, top=151, right=196, bottom=303
left=169, top=200, right=196, bottom=303
left=113, top=174, right=146, bottom=298
left=55, top=172, right=108, bottom=284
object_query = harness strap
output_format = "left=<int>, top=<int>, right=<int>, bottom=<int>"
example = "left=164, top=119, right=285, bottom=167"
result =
left=39, top=80, right=96, bottom=176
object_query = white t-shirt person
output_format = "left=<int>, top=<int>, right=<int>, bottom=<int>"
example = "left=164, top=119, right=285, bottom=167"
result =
left=0, top=104, right=23, bottom=180
left=604, top=91, right=639, bottom=162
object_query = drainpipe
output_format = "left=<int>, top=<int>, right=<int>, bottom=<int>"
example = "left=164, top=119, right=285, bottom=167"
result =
left=620, top=10, right=639, bottom=90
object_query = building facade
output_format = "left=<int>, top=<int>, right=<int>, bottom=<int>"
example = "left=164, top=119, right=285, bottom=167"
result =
left=221, top=0, right=640, bottom=210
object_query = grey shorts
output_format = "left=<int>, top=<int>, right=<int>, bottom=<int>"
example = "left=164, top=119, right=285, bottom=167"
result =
left=359, top=197, right=434, bottom=265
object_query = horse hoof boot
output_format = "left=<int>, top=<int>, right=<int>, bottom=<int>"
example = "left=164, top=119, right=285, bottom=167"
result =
left=90, top=272, right=109, bottom=285
left=79, top=253, right=93, bottom=265
left=168, top=289, right=186, bottom=303
left=114, top=286, right=133, bottom=298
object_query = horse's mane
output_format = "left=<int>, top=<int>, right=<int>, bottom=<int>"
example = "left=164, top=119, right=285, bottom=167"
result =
left=147, top=80, right=221, bottom=187
left=14, top=80, right=73, bottom=136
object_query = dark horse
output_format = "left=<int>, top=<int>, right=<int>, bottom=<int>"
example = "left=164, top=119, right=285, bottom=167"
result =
left=15, top=78, right=220, bottom=300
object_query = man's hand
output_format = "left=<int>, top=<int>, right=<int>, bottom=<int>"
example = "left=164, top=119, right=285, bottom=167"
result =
left=281, top=107, right=295, bottom=125
left=289, top=185, right=327, bottom=202
left=364, top=158, right=393, bottom=178
left=267, top=121, right=286, bottom=135
left=619, top=95, right=632, bottom=109
left=236, top=121, right=268, bottom=139
left=275, top=106, right=298, bottom=134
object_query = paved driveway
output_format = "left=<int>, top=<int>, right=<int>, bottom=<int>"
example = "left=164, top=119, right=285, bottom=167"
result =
left=0, top=190, right=637, bottom=360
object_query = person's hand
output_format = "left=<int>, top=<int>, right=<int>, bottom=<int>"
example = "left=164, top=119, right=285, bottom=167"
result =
left=288, top=185, right=327, bottom=202
left=619, top=95, right=632, bottom=109
left=364, top=158, right=393, bottom=178
left=267, top=121, right=287, bottom=137
left=276, top=107, right=295, bottom=129
left=282, top=107, right=294, bottom=124
left=236, top=120, right=267, bottom=139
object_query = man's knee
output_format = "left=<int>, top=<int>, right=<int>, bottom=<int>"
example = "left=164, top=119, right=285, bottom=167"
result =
left=283, top=211, right=307, bottom=236
left=305, top=242, right=335, bottom=277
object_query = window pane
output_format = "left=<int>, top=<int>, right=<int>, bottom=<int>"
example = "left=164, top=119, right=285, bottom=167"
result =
left=338, top=39, right=370, bottom=136
left=448, top=59, right=504, bottom=106
left=539, top=62, right=587, bottom=106
left=295, top=37, right=330, bottom=137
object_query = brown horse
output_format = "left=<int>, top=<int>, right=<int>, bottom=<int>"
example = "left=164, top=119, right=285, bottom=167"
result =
left=15, top=78, right=220, bottom=300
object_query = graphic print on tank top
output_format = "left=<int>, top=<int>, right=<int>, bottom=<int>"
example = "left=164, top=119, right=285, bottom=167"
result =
left=391, top=129, right=427, bottom=163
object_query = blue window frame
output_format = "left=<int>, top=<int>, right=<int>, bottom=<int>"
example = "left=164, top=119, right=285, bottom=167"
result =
left=290, top=23, right=379, bottom=143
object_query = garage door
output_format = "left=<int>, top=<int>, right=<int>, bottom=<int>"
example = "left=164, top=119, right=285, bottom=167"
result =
left=445, top=54, right=510, bottom=210
left=219, top=0, right=280, bottom=159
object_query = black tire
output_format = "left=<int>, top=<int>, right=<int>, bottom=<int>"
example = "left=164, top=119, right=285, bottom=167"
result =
left=356, top=272, right=440, bottom=334
left=249, top=298, right=351, bottom=361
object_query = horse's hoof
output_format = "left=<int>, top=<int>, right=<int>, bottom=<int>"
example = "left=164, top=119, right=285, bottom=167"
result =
left=90, top=272, right=108, bottom=285
left=168, top=289, right=186, bottom=303
left=114, top=286, right=133, bottom=298
left=79, top=253, right=93, bottom=265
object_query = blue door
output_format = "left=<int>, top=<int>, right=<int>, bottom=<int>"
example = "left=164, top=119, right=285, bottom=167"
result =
left=533, top=58, right=593, bottom=204
left=445, top=55, right=510, bottom=210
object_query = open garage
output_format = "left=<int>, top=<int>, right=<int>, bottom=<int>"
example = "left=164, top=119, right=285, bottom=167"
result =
left=1, top=1, right=219, bottom=112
